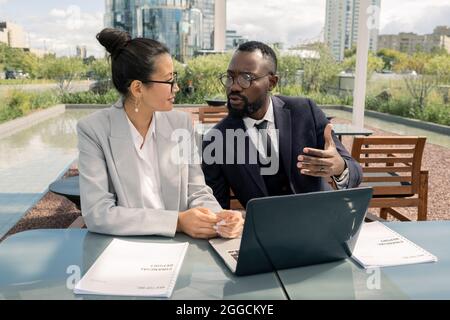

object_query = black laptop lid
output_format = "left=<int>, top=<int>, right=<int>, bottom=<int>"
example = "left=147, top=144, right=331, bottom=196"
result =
left=235, top=187, right=373, bottom=276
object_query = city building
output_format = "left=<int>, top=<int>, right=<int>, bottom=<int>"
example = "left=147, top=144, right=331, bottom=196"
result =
left=0, top=21, right=27, bottom=49
left=0, top=29, right=7, bottom=45
left=104, top=0, right=227, bottom=61
left=378, top=26, right=450, bottom=54
left=226, top=30, right=247, bottom=50
left=324, top=0, right=381, bottom=61
left=433, top=26, right=450, bottom=37
left=104, top=0, right=134, bottom=35
left=76, top=45, right=87, bottom=59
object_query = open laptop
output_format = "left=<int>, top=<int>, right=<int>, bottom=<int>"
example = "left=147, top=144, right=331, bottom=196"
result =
left=209, top=187, right=373, bottom=276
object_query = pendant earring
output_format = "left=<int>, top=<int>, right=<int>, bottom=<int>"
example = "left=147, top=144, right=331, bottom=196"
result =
left=134, top=100, right=140, bottom=113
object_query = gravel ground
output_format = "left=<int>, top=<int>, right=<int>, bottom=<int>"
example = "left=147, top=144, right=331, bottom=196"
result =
left=1, top=116, right=449, bottom=242
left=0, top=167, right=82, bottom=242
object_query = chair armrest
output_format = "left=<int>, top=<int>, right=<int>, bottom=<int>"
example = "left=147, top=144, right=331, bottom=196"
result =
left=365, top=212, right=387, bottom=223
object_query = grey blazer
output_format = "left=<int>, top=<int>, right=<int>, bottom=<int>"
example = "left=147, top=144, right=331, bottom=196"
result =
left=77, top=100, right=222, bottom=237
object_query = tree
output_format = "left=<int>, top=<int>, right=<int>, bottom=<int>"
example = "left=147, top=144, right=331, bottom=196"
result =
left=39, top=56, right=86, bottom=94
left=21, top=52, right=41, bottom=78
left=0, top=43, right=35, bottom=75
left=426, top=54, right=450, bottom=84
left=178, top=53, right=231, bottom=103
left=277, top=54, right=303, bottom=88
left=394, top=53, right=439, bottom=110
left=89, top=58, right=111, bottom=80
left=426, top=54, right=450, bottom=103
left=342, top=52, right=384, bottom=78
left=376, top=48, right=408, bottom=71
left=300, top=43, right=341, bottom=93
left=83, top=55, right=96, bottom=65
left=344, top=45, right=357, bottom=59
left=87, top=58, right=112, bottom=93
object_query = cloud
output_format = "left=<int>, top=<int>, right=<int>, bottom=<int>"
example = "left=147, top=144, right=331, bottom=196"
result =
left=226, top=0, right=450, bottom=47
left=27, top=6, right=104, bottom=57
left=380, top=4, right=450, bottom=34
left=4, top=0, right=450, bottom=57
left=49, top=8, right=66, bottom=18
left=227, top=0, right=325, bottom=47
left=49, top=5, right=84, bottom=30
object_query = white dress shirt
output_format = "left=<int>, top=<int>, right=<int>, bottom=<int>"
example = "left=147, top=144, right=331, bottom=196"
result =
left=243, top=98, right=278, bottom=158
left=126, top=114, right=165, bottom=210
left=243, top=97, right=349, bottom=189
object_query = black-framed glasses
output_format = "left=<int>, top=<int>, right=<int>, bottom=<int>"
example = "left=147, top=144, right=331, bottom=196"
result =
left=141, top=72, right=178, bottom=91
left=219, top=72, right=272, bottom=89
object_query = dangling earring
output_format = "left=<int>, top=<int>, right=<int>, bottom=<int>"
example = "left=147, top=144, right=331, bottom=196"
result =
left=134, top=99, right=140, bottom=113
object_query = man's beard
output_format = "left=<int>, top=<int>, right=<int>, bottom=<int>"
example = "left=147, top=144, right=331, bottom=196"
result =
left=226, top=94, right=267, bottom=118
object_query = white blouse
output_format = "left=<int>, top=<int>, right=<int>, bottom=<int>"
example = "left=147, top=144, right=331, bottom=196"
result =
left=126, top=114, right=165, bottom=209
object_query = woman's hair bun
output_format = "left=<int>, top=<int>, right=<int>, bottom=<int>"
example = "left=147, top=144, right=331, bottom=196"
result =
left=96, top=28, right=131, bottom=57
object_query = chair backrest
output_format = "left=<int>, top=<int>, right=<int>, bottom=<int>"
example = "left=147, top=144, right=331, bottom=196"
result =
left=198, top=106, right=228, bottom=123
left=351, top=136, right=426, bottom=196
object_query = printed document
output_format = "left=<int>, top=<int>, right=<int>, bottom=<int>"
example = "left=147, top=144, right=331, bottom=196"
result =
left=74, top=239, right=188, bottom=297
left=352, top=221, right=437, bottom=268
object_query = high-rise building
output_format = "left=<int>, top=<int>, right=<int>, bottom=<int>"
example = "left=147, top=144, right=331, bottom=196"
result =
left=324, top=0, right=381, bottom=61
left=76, top=45, right=87, bottom=59
left=194, top=0, right=214, bottom=50
left=104, top=0, right=226, bottom=61
left=0, top=21, right=27, bottom=49
left=104, top=0, right=134, bottom=35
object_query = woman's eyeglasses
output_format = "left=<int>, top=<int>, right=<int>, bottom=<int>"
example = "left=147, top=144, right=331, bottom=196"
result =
left=140, top=72, right=178, bottom=91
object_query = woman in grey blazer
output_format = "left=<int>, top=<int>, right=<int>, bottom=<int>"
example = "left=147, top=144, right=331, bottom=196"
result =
left=77, top=28, right=243, bottom=238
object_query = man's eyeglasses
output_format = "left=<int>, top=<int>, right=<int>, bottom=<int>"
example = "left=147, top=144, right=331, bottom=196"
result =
left=219, top=72, right=272, bottom=89
left=141, top=72, right=178, bottom=91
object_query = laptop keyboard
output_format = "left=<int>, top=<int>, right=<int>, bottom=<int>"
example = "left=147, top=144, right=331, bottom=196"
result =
left=227, top=250, right=240, bottom=261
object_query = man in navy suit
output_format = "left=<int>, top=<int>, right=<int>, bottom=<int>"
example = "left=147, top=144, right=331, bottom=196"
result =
left=201, top=41, right=362, bottom=209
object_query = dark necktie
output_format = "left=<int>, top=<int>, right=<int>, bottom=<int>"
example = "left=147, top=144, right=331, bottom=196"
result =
left=254, top=120, right=272, bottom=159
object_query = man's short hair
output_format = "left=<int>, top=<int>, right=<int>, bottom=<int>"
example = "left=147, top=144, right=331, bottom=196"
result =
left=237, top=41, right=278, bottom=74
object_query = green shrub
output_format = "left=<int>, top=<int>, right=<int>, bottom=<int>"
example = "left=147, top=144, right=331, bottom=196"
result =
left=175, top=53, right=232, bottom=104
left=274, top=85, right=350, bottom=105
left=422, top=103, right=450, bottom=126
left=60, top=90, right=119, bottom=104
left=365, top=93, right=450, bottom=126
left=0, top=90, right=59, bottom=123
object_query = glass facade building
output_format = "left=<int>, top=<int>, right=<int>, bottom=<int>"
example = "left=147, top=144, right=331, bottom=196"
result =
left=104, top=0, right=220, bottom=61
left=104, top=0, right=135, bottom=35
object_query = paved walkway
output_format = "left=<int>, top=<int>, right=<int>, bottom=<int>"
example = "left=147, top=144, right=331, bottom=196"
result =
left=0, top=109, right=93, bottom=238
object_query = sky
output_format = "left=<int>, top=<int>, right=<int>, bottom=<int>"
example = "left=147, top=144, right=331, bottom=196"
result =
left=0, top=0, right=449, bottom=57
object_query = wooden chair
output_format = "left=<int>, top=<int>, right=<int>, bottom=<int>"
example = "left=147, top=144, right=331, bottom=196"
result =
left=351, top=136, right=428, bottom=221
left=198, top=106, right=228, bottom=124
left=230, top=189, right=244, bottom=210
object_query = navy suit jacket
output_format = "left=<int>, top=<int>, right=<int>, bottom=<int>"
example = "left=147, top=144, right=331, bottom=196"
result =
left=201, top=95, right=363, bottom=209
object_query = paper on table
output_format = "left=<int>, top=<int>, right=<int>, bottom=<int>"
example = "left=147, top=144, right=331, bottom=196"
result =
left=74, top=239, right=188, bottom=297
left=351, top=221, right=437, bottom=268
